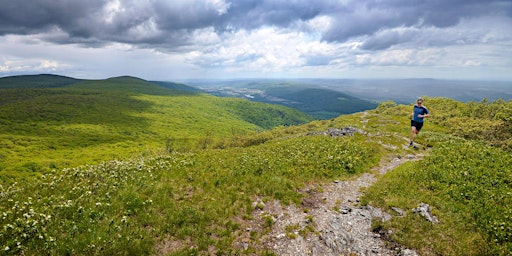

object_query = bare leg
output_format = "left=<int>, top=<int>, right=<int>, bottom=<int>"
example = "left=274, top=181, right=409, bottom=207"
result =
left=410, top=126, right=418, bottom=145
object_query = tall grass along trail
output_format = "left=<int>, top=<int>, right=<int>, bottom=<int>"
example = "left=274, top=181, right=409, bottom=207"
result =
left=246, top=152, right=425, bottom=255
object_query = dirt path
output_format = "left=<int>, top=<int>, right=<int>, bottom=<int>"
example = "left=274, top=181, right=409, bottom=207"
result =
left=248, top=154, right=423, bottom=255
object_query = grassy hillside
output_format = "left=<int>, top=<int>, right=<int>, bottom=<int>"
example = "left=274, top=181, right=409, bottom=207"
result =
left=0, top=112, right=382, bottom=255
left=0, top=76, right=313, bottom=182
left=0, top=75, right=511, bottom=255
left=362, top=97, right=512, bottom=255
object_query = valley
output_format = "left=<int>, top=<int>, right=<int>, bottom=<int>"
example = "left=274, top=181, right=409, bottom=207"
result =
left=184, top=78, right=512, bottom=105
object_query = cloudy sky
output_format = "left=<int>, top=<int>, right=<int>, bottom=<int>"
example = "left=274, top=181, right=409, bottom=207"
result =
left=1, top=0, right=511, bottom=81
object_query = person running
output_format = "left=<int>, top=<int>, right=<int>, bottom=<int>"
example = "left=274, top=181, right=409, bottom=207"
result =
left=409, top=97, right=429, bottom=147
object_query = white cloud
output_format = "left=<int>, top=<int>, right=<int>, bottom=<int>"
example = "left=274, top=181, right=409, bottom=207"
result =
left=0, top=58, right=67, bottom=73
left=207, top=0, right=231, bottom=15
left=103, top=0, right=123, bottom=24
left=187, top=28, right=305, bottom=70
left=305, top=15, right=333, bottom=35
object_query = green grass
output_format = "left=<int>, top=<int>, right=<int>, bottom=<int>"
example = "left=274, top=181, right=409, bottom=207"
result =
left=361, top=98, right=512, bottom=256
left=0, top=100, right=399, bottom=255
left=0, top=76, right=511, bottom=255
left=0, top=77, right=312, bottom=182
left=0, top=129, right=381, bottom=255
left=362, top=137, right=512, bottom=255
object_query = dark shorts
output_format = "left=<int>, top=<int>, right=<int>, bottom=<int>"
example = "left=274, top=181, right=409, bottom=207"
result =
left=411, top=120, right=424, bottom=131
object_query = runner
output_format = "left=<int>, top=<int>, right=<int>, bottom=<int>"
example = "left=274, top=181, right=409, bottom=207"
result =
left=409, top=97, right=429, bottom=147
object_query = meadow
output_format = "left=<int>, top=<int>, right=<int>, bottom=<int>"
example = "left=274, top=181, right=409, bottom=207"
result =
left=0, top=75, right=511, bottom=255
left=0, top=76, right=312, bottom=184
left=1, top=118, right=379, bottom=255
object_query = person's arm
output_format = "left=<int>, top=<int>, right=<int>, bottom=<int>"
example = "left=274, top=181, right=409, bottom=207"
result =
left=419, top=108, right=429, bottom=118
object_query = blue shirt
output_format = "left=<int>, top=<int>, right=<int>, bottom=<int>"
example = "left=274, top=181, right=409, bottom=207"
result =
left=412, top=105, right=429, bottom=122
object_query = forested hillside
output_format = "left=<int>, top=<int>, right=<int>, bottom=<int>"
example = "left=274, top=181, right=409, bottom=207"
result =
left=196, top=80, right=379, bottom=119
left=263, top=86, right=378, bottom=119
left=0, top=75, right=312, bottom=182
left=0, top=75, right=511, bottom=255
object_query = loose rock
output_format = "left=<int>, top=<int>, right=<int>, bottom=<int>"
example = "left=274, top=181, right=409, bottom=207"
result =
left=391, top=207, right=406, bottom=216
left=308, top=127, right=366, bottom=137
left=412, top=203, right=439, bottom=223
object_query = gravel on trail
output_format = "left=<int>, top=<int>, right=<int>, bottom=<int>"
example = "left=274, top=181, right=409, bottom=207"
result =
left=244, top=154, right=423, bottom=256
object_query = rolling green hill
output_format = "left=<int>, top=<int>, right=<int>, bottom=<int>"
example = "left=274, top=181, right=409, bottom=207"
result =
left=0, top=75, right=313, bottom=179
left=264, top=86, right=378, bottom=119
left=0, top=74, right=80, bottom=88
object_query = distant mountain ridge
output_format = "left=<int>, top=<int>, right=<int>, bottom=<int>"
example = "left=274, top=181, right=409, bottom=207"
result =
left=195, top=80, right=379, bottom=119
left=183, top=78, right=512, bottom=106
left=150, top=80, right=202, bottom=93
left=0, top=74, right=201, bottom=95
left=0, top=74, right=201, bottom=94
left=0, top=74, right=80, bottom=88
left=263, top=87, right=378, bottom=119
left=279, top=78, right=512, bottom=103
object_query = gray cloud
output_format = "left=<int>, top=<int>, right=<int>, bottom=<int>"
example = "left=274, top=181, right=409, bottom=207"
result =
left=0, top=0, right=510, bottom=51
left=360, top=29, right=417, bottom=51
left=323, top=0, right=512, bottom=50
left=213, top=0, right=333, bottom=30
left=0, top=0, right=105, bottom=35
left=322, top=0, right=512, bottom=44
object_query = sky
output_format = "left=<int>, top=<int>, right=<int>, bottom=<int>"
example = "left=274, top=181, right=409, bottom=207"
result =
left=0, top=0, right=511, bottom=81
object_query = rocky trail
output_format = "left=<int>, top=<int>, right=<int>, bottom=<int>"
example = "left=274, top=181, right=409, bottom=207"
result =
left=244, top=152, right=425, bottom=255
left=234, top=112, right=430, bottom=255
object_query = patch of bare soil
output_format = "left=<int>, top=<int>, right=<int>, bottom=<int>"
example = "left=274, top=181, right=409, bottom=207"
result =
left=242, top=154, right=423, bottom=255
